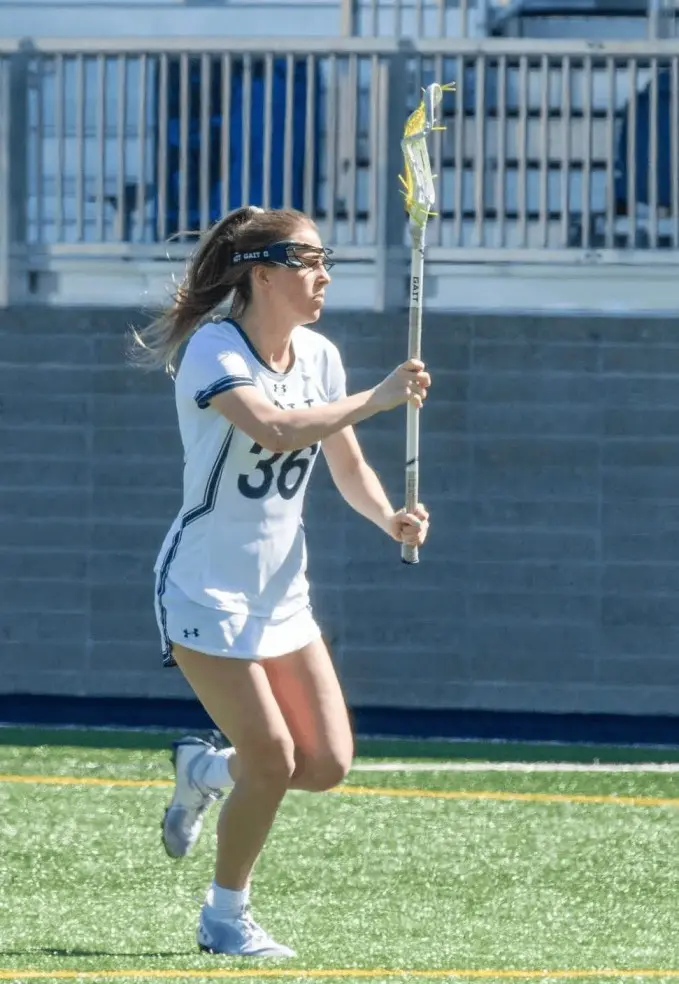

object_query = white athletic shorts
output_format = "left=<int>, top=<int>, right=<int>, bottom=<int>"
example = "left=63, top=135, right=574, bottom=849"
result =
left=155, top=574, right=322, bottom=666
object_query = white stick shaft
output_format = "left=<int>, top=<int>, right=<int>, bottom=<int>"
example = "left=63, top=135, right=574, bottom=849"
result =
left=402, top=231, right=425, bottom=565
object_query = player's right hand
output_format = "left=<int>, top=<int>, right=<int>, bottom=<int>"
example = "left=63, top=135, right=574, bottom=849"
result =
left=371, top=359, right=431, bottom=411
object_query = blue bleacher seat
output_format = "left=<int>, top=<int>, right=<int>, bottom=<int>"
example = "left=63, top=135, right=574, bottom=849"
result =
left=489, top=0, right=650, bottom=38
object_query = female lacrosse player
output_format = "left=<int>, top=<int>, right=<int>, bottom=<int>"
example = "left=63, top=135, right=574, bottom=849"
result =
left=133, top=205, right=430, bottom=959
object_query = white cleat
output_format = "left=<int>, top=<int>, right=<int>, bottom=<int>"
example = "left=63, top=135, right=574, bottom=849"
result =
left=162, top=736, right=222, bottom=859
left=198, top=903, right=296, bottom=958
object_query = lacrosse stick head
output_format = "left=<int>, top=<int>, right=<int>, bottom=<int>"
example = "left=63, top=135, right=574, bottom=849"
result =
left=400, top=81, right=455, bottom=230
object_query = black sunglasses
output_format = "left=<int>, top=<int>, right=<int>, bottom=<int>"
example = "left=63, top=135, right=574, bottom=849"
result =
left=231, top=241, right=335, bottom=272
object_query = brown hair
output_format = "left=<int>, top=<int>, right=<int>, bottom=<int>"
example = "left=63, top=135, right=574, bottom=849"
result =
left=130, top=206, right=314, bottom=374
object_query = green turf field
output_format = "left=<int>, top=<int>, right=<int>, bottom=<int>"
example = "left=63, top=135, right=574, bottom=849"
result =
left=2, top=732, right=679, bottom=983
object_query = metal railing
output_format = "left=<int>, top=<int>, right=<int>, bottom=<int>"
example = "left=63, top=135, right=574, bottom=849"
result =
left=8, top=38, right=397, bottom=258
left=340, top=0, right=491, bottom=38
left=1, top=35, right=679, bottom=308
left=341, top=0, right=678, bottom=40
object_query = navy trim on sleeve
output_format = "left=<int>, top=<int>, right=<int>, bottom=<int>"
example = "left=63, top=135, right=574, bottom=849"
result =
left=194, top=375, right=255, bottom=409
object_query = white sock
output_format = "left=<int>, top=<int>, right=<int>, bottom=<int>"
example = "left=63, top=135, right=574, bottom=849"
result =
left=197, top=747, right=235, bottom=792
left=205, top=881, right=249, bottom=917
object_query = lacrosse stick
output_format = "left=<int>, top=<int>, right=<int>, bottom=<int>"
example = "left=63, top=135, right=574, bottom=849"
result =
left=399, top=81, right=454, bottom=564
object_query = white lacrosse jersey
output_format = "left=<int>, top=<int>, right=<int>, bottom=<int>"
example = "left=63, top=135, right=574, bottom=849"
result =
left=154, top=317, right=346, bottom=619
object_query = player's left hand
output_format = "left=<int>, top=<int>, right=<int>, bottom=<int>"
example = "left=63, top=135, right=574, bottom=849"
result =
left=387, top=503, right=429, bottom=547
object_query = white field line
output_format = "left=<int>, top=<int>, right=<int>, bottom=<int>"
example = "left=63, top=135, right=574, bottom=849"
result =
left=351, top=761, right=679, bottom=773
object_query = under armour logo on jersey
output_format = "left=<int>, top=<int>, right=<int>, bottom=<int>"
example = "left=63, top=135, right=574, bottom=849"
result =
left=273, top=383, right=287, bottom=394
left=183, top=628, right=200, bottom=638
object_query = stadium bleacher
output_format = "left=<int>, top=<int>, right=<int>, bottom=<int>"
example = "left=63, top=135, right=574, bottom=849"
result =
left=0, top=0, right=677, bottom=311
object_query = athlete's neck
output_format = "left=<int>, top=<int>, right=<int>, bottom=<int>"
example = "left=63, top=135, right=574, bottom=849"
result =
left=237, top=306, right=296, bottom=374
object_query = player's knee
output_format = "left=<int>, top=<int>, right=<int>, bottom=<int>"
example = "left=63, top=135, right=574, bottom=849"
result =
left=241, top=737, right=296, bottom=793
left=302, top=751, right=352, bottom=792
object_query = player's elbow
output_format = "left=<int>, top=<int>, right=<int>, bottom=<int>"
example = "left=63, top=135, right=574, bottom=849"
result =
left=268, top=429, right=305, bottom=454
left=255, top=423, right=296, bottom=455
left=247, top=427, right=281, bottom=454
left=262, top=412, right=311, bottom=454
left=241, top=409, right=294, bottom=454
left=243, top=410, right=309, bottom=454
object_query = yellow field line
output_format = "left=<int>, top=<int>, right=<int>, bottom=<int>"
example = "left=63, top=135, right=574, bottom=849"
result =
left=2, top=968, right=679, bottom=980
left=1, top=773, right=679, bottom=810
left=0, top=774, right=172, bottom=789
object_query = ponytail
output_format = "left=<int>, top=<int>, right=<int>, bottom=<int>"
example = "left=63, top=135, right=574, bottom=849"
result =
left=130, top=206, right=309, bottom=374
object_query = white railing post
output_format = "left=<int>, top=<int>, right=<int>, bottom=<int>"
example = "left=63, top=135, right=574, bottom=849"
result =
left=648, top=0, right=662, bottom=38
left=0, top=55, right=10, bottom=307
left=374, top=46, right=409, bottom=311
left=0, top=48, right=29, bottom=306
left=340, top=0, right=357, bottom=36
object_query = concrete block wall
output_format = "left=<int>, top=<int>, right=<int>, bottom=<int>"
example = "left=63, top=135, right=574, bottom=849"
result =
left=1, top=307, right=679, bottom=717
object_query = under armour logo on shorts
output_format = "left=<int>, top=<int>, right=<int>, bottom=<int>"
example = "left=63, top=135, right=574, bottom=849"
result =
left=183, top=628, right=200, bottom=638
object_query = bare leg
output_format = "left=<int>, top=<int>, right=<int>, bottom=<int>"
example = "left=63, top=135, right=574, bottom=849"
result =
left=264, top=635, right=354, bottom=792
left=171, top=643, right=295, bottom=890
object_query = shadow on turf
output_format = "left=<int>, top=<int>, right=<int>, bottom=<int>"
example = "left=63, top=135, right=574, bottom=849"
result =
left=0, top=949, right=194, bottom=958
